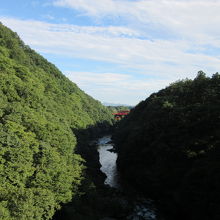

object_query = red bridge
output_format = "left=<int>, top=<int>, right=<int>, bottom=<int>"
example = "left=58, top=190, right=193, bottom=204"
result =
left=112, top=110, right=130, bottom=120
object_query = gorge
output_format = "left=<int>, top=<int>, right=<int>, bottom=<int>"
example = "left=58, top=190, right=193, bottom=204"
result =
left=97, top=136, right=157, bottom=220
left=1, top=22, right=220, bottom=220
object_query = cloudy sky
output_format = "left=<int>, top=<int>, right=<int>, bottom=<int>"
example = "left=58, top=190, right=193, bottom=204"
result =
left=1, top=0, right=220, bottom=105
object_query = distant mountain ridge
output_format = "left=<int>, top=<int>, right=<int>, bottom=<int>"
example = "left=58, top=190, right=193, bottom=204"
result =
left=102, top=102, right=133, bottom=107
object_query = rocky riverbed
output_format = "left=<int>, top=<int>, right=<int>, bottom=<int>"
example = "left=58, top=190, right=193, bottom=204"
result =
left=97, top=136, right=158, bottom=220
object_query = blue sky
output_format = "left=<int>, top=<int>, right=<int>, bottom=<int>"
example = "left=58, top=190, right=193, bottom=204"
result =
left=1, top=0, right=220, bottom=105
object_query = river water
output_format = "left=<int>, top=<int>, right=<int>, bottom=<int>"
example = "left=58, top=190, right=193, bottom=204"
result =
left=97, top=136, right=158, bottom=220
left=97, top=136, right=119, bottom=188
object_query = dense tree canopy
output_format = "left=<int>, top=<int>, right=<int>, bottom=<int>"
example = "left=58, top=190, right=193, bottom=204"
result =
left=114, top=72, right=220, bottom=220
left=106, top=106, right=133, bottom=113
left=0, top=23, right=113, bottom=219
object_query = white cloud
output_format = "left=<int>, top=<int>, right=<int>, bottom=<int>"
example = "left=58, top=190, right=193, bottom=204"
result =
left=67, top=72, right=131, bottom=85
left=1, top=15, right=220, bottom=104
left=42, top=14, right=55, bottom=20
left=53, top=0, right=119, bottom=16
left=1, top=16, right=220, bottom=79
left=53, top=0, right=220, bottom=46
left=65, top=71, right=172, bottom=105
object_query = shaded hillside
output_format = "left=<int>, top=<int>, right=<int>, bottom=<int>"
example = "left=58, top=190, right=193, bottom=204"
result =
left=114, top=72, right=220, bottom=220
left=0, top=23, right=113, bottom=220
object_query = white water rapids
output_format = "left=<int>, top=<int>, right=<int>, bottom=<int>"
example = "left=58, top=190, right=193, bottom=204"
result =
left=97, top=136, right=119, bottom=188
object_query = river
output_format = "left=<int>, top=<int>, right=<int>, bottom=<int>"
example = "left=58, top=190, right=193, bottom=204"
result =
left=97, top=136, right=158, bottom=220
left=97, top=136, right=119, bottom=188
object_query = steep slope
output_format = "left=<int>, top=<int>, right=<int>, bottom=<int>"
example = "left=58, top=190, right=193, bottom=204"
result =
left=0, top=23, right=113, bottom=220
left=114, top=72, right=220, bottom=220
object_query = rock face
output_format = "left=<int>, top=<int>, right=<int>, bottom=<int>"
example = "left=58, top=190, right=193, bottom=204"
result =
left=127, top=199, right=157, bottom=220
left=114, top=73, right=220, bottom=220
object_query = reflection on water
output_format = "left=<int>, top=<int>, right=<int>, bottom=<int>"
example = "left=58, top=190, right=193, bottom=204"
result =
left=97, top=136, right=119, bottom=188
left=97, top=136, right=157, bottom=220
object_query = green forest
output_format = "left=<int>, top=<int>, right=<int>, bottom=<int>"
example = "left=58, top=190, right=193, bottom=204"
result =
left=114, top=72, right=220, bottom=220
left=1, top=21, right=220, bottom=220
left=0, top=23, right=113, bottom=220
left=106, top=106, right=133, bottom=113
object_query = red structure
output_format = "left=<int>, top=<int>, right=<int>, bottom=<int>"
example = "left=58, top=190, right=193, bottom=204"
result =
left=112, top=110, right=130, bottom=120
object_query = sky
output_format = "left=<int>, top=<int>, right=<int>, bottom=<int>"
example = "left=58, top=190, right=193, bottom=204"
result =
left=1, top=0, right=220, bottom=105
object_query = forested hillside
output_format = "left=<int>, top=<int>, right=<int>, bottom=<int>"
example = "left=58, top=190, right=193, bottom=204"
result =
left=114, top=72, right=220, bottom=220
left=0, top=23, right=113, bottom=220
left=107, top=105, right=133, bottom=113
